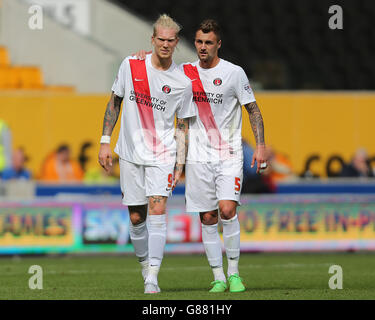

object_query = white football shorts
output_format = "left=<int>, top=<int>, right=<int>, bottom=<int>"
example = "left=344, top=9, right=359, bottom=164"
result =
left=185, top=159, right=243, bottom=212
left=119, top=158, right=174, bottom=206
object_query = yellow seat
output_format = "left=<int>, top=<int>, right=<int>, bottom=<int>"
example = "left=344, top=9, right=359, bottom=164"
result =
left=0, top=47, right=74, bottom=91
left=0, top=47, right=10, bottom=67
left=0, top=68, right=7, bottom=88
left=0, top=67, right=21, bottom=88
left=18, top=66, right=44, bottom=89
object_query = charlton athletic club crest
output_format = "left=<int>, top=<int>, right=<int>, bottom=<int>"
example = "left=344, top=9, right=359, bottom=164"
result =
left=213, top=78, right=222, bottom=86
left=162, top=85, right=171, bottom=94
left=244, top=83, right=253, bottom=94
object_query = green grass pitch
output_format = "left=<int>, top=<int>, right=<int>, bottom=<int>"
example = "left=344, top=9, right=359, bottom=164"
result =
left=1, top=252, right=374, bottom=300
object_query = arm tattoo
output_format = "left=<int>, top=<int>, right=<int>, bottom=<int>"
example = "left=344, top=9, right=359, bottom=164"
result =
left=244, top=101, right=265, bottom=146
left=175, top=118, right=189, bottom=165
left=102, top=92, right=123, bottom=136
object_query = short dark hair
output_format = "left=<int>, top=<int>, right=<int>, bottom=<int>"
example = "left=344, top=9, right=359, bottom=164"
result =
left=57, top=144, right=70, bottom=154
left=196, top=19, right=221, bottom=41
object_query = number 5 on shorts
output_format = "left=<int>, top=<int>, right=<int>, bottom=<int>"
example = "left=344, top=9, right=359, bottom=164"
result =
left=235, top=177, right=241, bottom=192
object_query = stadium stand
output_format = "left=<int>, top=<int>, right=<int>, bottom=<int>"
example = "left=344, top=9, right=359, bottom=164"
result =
left=110, top=0, right=375, bottom=90
left=0, top=0, right=195, bottom=93
left=0, top=46, right=74, bottom=91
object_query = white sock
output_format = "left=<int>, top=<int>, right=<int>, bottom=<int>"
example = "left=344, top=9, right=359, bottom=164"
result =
left=222, top=214, right=240, bottom=277
left=129, top=221, right=149, bottom=280
left=212, top=266, right=226, bottom=282
left=146, top=214, right=167, bottom=283
left=202, top=223, right=226, bottom=281
left=129, top=221, right=148, bottom=259
left=227, top=257, right=239, bottom=277
left=139, top=257, right=149, bottom=281
left=147, top=265, right=160, bottom=285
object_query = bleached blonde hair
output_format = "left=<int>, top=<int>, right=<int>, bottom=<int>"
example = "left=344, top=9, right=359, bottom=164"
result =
left=153, top=14, right=181, bottom=38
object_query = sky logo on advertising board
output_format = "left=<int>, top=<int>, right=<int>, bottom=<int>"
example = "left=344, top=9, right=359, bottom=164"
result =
left=213, top=78, right=222, bottom=86
left=82, top=209, right=130, bottom=245
left=162, top=85, right=171, bottom=94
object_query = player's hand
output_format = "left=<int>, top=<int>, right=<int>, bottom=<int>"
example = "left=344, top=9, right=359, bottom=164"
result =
left=172, top=164, right=184, bottom=190
left=251, top=144, right=267, bottom=174
left=98, top=143, right=113, bottom=172
left=132, top=50, right=151, bottom=60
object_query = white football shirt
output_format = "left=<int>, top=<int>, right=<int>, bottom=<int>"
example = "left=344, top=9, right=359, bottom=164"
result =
left=180, top=59, right=256, bottom=163
left=112, top=54, right=196, bottom=165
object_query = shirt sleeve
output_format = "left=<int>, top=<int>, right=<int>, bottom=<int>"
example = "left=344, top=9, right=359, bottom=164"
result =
left=234, top=67, right=256, bottom=105
left=176, top=81, right=197, bottom=119
left=111, top=58, right=127, bottom=97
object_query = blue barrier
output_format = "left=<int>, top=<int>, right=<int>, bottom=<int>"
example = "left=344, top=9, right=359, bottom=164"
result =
left=36, top=184, right=186, bottom=196
left=35, top=180, right=375, bottom=196
left=277, top=180, right=375, bottom=194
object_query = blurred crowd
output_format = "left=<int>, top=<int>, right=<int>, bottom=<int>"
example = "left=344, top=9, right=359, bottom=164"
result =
left=0, top=118, right=118, bottom=184
left=241, top=140, right=375, bottom=193
left=0, top=119, right=374, bottom=190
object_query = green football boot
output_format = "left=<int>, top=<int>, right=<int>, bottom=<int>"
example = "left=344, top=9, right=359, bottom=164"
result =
left=209, top=280, right=228, bottom=293
left=228, top=274, right=245, bottom=292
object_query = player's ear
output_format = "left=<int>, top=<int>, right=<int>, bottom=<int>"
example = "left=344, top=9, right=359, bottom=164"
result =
left=151, top=35, right=155, bottom=47
left=217, top=39, right=222, bottom=49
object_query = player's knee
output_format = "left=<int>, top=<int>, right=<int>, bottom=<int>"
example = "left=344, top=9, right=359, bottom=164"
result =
left=129, top=206, right=147, bottom=225
left=148, top=196, right=167, bottom=215
left=129, top=212, right=146, bottom=225
left=149, top=204, right=166, bottom=215
left=129, top=214, right=143, bottom=225
left=219, top=204, right=236, bottom=220
left=149, top=209, right=165, bottom=216
left=200, top=211, right=218, bottom=225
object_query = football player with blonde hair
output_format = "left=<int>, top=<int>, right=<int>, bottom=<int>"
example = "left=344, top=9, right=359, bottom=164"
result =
left=99, top=14, right=196, bottom=294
